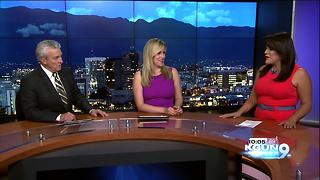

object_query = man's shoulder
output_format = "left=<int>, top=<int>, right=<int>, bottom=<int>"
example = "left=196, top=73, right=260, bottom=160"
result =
left=20, top=68, right=44, bottom=88
left=22, top=68, right=42, bottom=80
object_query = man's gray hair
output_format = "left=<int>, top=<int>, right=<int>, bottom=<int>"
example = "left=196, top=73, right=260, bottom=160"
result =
left=35, top=40, right=61, bottom=61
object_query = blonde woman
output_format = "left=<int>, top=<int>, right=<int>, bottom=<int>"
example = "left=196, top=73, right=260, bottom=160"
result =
left=133, top=38, right=183, bottom=115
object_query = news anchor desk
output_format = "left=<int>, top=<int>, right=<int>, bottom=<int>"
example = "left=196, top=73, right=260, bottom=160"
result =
left=0, top=112, right=318, bottom=180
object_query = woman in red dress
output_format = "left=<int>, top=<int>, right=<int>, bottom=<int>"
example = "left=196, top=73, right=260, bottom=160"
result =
left=220, top=32, right=312, bottom=128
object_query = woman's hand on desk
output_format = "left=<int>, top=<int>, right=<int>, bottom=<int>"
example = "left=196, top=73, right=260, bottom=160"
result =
left=278, top=118, right=297, bottom=128
left=173, top=106, right=183, bottom=115
left=219, top=111, right=242, bottom=119
left=166, top=106, right=183, bottom=116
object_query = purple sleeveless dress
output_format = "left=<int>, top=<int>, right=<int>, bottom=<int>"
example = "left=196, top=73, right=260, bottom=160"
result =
left=143, top=74, right=175, bottom=107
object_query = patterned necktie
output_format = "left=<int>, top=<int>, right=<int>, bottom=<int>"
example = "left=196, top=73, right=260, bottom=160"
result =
left=53, top=72, right=68, bottom=105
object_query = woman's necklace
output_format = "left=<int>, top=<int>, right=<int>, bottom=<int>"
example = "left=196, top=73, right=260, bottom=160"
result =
left=270, top=68, right=278, bottom=74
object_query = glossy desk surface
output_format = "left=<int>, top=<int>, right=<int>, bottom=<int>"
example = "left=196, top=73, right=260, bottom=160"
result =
left=0, top=112, right=318, bottom=180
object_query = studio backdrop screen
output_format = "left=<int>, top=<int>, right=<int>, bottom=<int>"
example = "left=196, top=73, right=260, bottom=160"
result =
left=0, top=1, right=257, bottom=114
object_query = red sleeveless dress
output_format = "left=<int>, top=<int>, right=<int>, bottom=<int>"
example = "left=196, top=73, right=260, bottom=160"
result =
left=254, top=64, right=300, bottom=122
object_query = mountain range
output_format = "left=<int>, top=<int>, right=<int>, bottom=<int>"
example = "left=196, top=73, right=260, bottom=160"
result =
left=0, top=6, right=255, bottom=71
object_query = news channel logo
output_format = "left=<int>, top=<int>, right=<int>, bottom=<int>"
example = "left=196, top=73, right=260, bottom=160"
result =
left=242, top=137, right=291, bottom=159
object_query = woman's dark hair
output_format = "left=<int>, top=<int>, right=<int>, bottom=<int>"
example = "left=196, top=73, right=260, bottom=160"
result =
left=259, top=32, right=296, bottom=82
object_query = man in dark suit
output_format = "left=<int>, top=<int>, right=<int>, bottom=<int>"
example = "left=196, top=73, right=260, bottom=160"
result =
left=19, top=40, right=108, bottom=122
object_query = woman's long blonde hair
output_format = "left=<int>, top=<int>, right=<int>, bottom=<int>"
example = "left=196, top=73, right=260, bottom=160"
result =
left=141, top=38, right=172, bottom=87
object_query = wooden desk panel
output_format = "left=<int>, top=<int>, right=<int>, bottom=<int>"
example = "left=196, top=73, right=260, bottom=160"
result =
left=0, top=112, right=318, bottom=180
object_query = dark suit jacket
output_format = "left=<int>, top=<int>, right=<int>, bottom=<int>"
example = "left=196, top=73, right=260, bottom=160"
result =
left=19, top=67, right=92, bottom=122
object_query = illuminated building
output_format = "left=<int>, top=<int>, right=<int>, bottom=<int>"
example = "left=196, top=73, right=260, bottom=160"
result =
left=85, top=57, right=107, bottom=90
